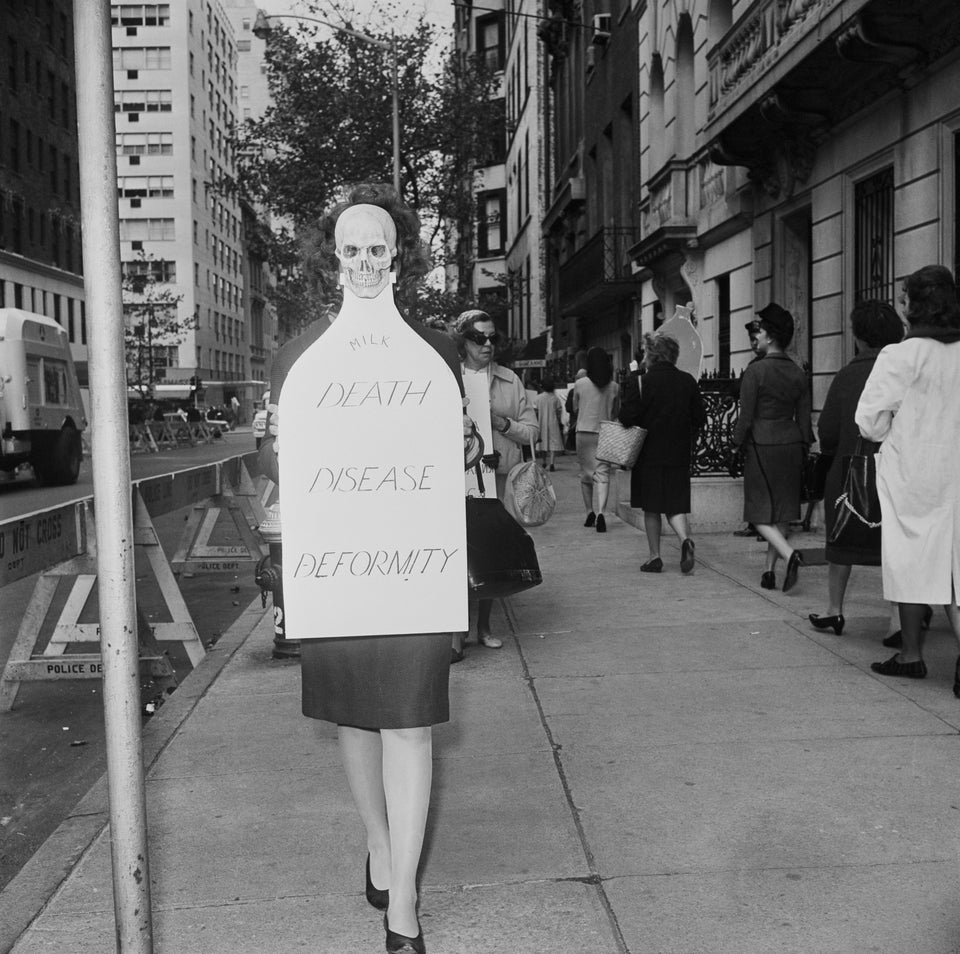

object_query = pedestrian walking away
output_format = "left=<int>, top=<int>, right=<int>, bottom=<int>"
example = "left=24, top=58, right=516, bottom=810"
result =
left=732, top=303, right=814, bottom=593
left=619, top=332, right=706, bottom=574
left=855, top=264, right=960, bottom=694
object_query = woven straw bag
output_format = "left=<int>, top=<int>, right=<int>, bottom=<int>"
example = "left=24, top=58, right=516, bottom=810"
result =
left=596, top=420, right=647, bottom=468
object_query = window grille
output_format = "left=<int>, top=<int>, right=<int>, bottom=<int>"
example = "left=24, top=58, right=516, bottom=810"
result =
left=854, top=167, right=894, bottom=303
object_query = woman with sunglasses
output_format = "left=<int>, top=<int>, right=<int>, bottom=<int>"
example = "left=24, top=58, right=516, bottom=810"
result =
left=452, top=309, right=538, bottom=659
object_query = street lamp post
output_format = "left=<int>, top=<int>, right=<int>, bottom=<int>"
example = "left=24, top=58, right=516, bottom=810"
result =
left=253, top=10, right=401, bottom=194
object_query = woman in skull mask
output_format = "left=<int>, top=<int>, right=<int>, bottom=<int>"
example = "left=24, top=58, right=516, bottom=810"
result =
left=260, top=183, right=475, bottom=954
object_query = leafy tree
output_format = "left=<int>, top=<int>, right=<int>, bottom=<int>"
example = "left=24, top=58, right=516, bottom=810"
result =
left=122, top=253, right=192, bottom=397
left=223, top=1, right=502, bottom=333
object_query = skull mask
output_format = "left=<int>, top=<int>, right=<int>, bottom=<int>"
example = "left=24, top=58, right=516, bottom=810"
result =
left=334, top=204, right=398, bottom=299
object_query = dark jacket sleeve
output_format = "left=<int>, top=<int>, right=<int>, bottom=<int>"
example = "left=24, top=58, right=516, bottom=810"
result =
left=618, top=373, right=642, bottom=427
left=817, top=372, right=843, bottom=456
left=732, top=363, right=759, bottom=447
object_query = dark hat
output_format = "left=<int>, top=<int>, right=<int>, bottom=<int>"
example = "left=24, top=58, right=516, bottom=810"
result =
left=756, top=302, right=795, bottom=345
left=744, top=319, right=761, bottom=335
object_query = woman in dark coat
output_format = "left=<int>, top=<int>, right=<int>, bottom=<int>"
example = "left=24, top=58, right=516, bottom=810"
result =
left=732, top=303, right=814, bottom=593
left=808, top=300, right=903, bottom=636
left=619, top=333, right=706, bottom=573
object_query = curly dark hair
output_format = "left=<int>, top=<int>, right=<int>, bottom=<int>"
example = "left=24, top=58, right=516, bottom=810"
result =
left=850, top=299, right=904, bottom=349
left=903, top=265, right=960, bottom=330
left=300, top=183, right=431, bottom=305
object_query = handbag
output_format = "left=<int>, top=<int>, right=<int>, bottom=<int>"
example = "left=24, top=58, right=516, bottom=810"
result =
left=504, top=441, right=556, bottom=527
left=466, top=464, right=542, bottom=600
left=828, top=438, right=881, bottom=550
left=596, top=419, right=647, bottom=469
left=800, top=451, right=833, bottom=503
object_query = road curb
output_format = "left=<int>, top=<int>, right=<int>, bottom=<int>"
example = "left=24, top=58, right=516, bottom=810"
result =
left=0, top=596, right=273, bottom=954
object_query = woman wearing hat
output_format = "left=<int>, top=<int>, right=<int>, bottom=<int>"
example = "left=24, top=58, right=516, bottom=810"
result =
left=732, top=303, right=814, bottom=592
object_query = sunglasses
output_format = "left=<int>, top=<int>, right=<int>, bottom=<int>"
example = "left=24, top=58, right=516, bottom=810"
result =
left=463, top=329, right=500, bottom=346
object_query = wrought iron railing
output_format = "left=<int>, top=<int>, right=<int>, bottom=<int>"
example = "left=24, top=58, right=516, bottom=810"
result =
left=691, top=378, right=743, bottom=477
left=558, top=227, right=637, bottom=311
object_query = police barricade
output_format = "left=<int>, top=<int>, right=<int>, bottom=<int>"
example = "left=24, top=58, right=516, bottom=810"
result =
left=0, top=453, right=268, bottom=710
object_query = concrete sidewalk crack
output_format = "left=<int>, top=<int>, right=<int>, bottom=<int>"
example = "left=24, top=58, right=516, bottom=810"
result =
left=504, top=597, right=632, bottom=954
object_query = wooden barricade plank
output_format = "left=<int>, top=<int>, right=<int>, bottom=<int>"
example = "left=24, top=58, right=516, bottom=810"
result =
left=0, top=494, right=204, bottom=710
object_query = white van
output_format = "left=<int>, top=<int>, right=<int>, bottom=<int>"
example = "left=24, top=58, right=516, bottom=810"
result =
left=0, top=308, right=87, bottom=485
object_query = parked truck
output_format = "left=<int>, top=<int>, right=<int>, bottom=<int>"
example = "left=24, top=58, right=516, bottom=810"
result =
left=0, top=308, right=86, bottom=485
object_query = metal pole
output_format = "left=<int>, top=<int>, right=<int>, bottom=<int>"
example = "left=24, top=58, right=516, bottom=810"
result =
left=391, top=33, right=401, bottom=194
left=73, top=4, right=154, bottom=952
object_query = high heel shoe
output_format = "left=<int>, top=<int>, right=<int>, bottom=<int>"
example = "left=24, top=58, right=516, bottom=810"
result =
left=384, top=914, right=425, bottom=954
left=584, top=511, right=596, bottom=528
left=808, top=613, right=845, bottom=636
left=782, top=551, right=803, bottom=593
left=760, top=571, right=776, bottom=590
left=365, top=855, right=389, bottom=911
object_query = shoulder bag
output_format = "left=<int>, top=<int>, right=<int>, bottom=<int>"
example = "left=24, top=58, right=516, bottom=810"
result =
left=828, top=438, right=881, bottom=550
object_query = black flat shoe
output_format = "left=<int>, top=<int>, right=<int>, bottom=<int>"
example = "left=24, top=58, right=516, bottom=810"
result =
left=595, top=513, right=606, bottom=533
left=450, top=647, right=464, bottom=664
left=882, top=630, right=902, bottom=648
left=809, top=613, right=845, bottom=636
left=782, top=551, right=803, bottom=593
left=384, top=915, right=425, bottom=954
left=870, top=655, right=927, bottom=679
left=760, top=571, right=776, bottom=589
left=680, top=539, right=695, bottom=574
left=640, top=557, right=663, bottom=573
left=584, top=511, right=596, bottom=528
left=366, top=855, right=389, bottom=911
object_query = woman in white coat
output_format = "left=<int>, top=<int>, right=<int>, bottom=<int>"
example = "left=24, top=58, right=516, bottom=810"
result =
left=855, top=264, right=960, bottom=697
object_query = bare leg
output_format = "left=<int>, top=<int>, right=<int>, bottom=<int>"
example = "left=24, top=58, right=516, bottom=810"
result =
left=338, top=726, right=391, bottom=891
left=665, top=512, right=690, bottom=543
left=826, top=563, right=852, bottom=616
left=884, top=602, right=900, bottom=638
left=382, top=726, right=432, bottom=938
left=895, top=602, right=926, bottom=663
left=947, top=601, right=960, bottom=650
left=755, top=522, right=793, bottom=569
left=643, top=512, right=662, bottom=559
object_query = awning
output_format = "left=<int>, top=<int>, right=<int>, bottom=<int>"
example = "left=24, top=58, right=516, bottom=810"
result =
left=513, top=332, right=549, bottom=369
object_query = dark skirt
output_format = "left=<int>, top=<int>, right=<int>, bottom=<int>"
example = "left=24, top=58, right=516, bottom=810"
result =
left=301, top=632, right=451, bottom=730
left=743, top=442, right=803, bottom=524
left=823, top=454, right=881, bottom=566
left=631, top=463, right=692, bottom=514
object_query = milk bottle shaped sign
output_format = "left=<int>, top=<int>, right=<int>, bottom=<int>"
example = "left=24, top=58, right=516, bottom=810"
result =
left=279, top=205, right=467, bottom=638
left=660, top=303, right=703, bottom=380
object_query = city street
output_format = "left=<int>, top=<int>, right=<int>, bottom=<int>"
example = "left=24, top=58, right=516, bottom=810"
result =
left=4, top=457, right=959, bottom=953
left=0, top=429, right=265, bottom=893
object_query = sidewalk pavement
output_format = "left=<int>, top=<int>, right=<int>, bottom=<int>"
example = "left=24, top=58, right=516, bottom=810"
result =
left=3, top=459, right=960, bottom=953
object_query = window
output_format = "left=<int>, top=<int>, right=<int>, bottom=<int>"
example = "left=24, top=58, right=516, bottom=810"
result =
left=115, top=89, right=172, bottom=112
left=113, top=46, right=171, bottom=70
left=117, top=175, right=174, bottom=197
left=9, top=119, right=20, bottom=172
left=115, top=132, right=173, bottom=155
left=487, top=98, right=507, bottom=165
left=121, top=258, right=176, bottom=282
left=477, top=190, right=506, bottom=257
left=7, top=37, right=17, bottom=91
left=476, top=12, right=504, bottom=71
left=110, top=5, right=171, bottom=27
left=854, top=167, right=894, bottom=303
left=716, top=273, right=730, bottom=377
left=118, top=217, right=176, bottom=240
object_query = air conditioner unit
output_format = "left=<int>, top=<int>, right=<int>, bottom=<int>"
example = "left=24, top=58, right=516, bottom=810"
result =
left=591, top=13, right=612, bottom=45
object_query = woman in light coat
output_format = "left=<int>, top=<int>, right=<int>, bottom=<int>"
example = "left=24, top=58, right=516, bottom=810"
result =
left=855, top=264, right=960, bottom=695
left=452, top=309, right=538, bottom=658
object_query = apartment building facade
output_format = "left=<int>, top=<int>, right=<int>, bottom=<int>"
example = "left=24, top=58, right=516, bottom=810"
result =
left=112, top=0, right=263, bottom=411
left=0, top=1, right=87, bottom=372
left=628, top=0, right=960, bottom=416
left=539, top=0, right=644, bottom=379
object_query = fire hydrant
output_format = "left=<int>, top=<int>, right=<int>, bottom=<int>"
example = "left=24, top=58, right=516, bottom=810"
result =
left=255, top=503, right=299, bottom=659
